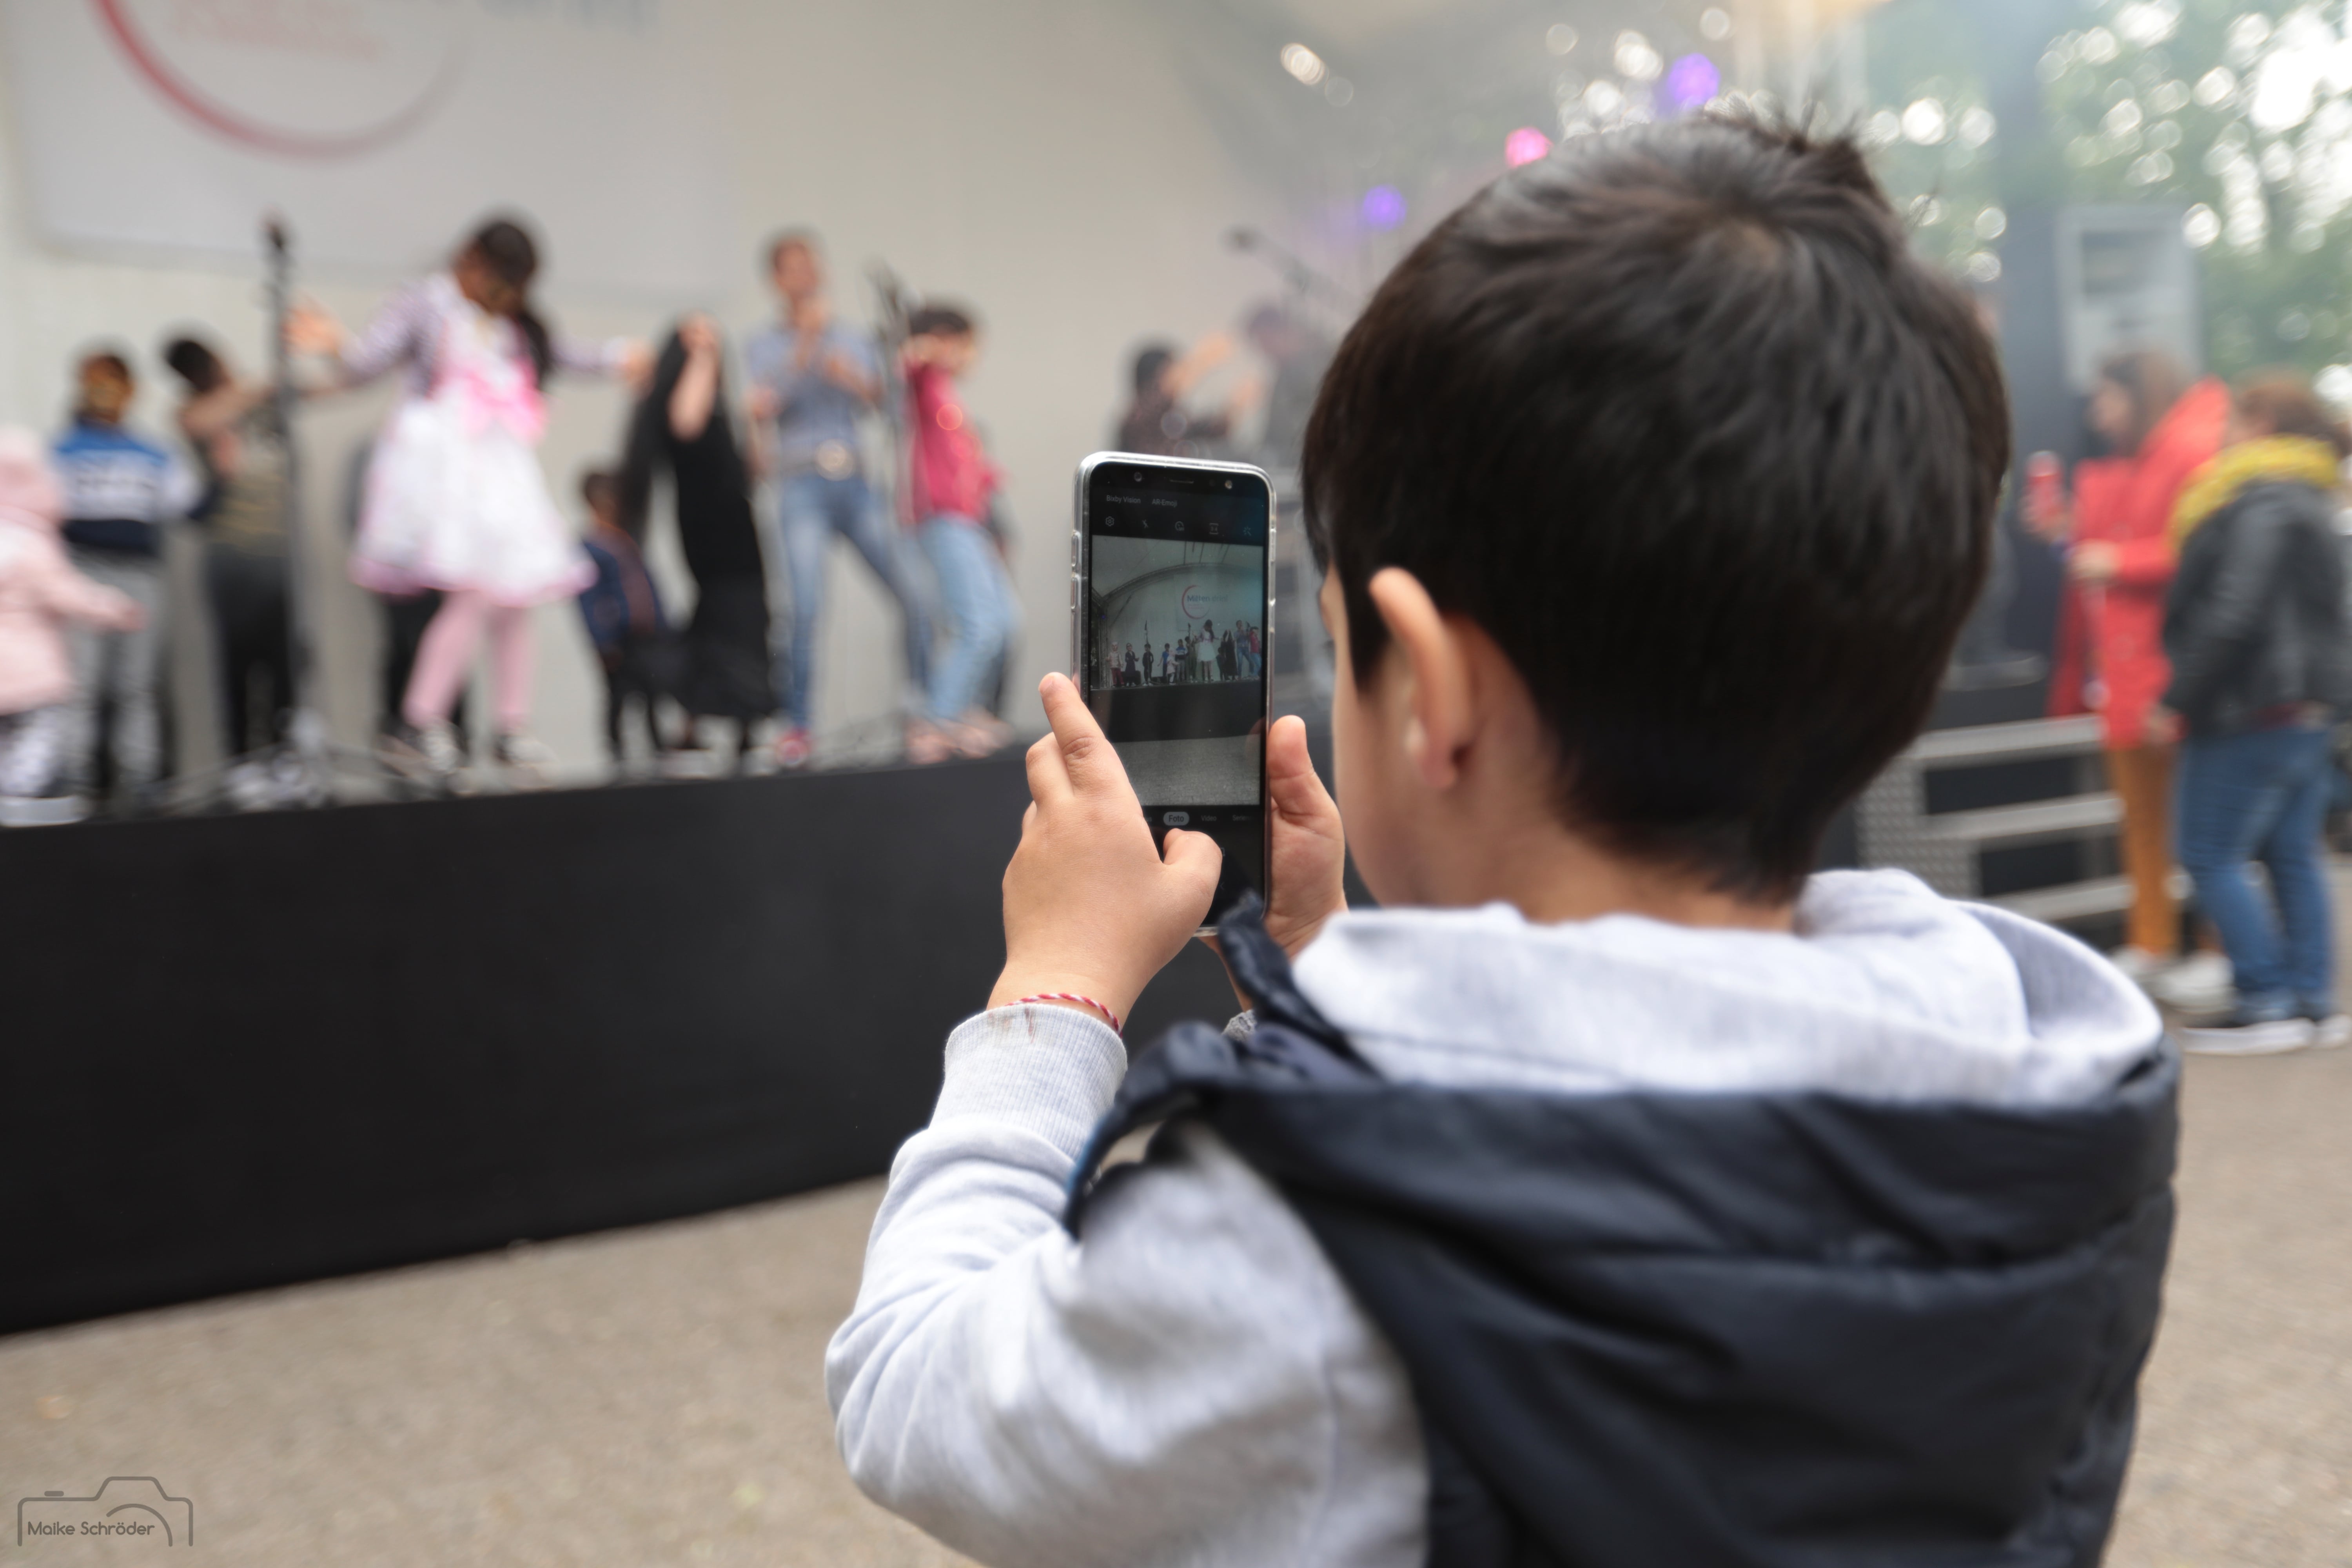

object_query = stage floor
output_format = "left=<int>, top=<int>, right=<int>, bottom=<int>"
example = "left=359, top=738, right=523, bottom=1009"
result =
left=9, top=904, right=2352, bottom=1565
left=1122, top=735, right=1261, bottom=807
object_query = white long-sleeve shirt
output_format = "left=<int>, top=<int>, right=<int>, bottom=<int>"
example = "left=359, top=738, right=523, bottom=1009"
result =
left=826, top=870, right=2161, bottom=1567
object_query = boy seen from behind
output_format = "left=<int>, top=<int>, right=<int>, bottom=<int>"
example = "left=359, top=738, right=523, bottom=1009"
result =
left=828, top=116, right=2173, bottom=1568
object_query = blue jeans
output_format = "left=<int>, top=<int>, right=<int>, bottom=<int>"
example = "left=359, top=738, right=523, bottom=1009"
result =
left=773, top=472, right=929, bottom=730
left=919, top=516, right=1019, bottom=724
left=2176, top=724, right=2336, bottom=1015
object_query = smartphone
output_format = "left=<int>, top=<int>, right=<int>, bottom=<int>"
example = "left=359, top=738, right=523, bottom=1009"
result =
left=1072, top=452, right=1274, bottom=932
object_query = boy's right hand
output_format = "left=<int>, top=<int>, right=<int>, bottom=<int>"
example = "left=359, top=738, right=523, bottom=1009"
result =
left=988, top=675, right=1223, bottom=1028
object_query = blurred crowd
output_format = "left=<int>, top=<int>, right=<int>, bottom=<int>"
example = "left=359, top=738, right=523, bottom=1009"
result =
left=0, top=217, right=1323, bottom=821
left=2027, top=352, right=2352, bottom=1052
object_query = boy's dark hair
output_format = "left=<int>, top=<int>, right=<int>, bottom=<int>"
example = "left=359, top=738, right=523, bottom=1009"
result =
left=909, top=302, right=976, bottom=338
left=78, top=349, right=133, bottom=385
left=1301, top=114, right=2009, bottom=901
left=579, top=468, right=618, bottom=512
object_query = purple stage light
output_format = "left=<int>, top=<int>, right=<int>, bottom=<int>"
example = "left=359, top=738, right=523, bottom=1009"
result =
left=1504, top=126, right=1552, bottom=167
left=1664, top=53, right=1720, bottom=113
left=1361, top=184, right=1406, bottom=229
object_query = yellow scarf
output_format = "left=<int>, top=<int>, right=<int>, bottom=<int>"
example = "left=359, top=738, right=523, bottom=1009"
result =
left=2169, top=436, right=2343, bottom=548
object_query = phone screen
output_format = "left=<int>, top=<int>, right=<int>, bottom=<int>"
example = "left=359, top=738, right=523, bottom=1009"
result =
left=1079, top=458, right=1271, bottom=926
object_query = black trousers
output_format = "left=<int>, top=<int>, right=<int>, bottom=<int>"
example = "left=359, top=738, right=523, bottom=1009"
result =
left=207, top=548, right=293, bottom=755
left=378, top=589, right=467, bottom=739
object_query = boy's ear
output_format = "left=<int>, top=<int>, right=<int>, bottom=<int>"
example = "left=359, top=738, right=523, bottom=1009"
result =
left=1365, top=567, right=1474, bottom=791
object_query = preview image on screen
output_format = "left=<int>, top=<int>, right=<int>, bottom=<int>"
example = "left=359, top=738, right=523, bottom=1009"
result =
left=1085, top=519, right=1266, bottom=809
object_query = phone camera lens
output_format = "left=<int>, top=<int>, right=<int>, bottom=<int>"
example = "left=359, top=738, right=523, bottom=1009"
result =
left=1224, top=479, right=1232, bottom=489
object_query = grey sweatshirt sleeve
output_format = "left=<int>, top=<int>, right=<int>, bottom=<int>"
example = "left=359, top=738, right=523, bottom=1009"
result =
left=824, top=1004, right=1424, bottom=1568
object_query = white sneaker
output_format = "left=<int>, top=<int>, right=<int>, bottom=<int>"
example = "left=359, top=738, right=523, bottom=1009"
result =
left=0, top=793, right=88, bottom=827
left=493, top=731, right=557, bottom=790
left=2176, top=1013, right=2316, bottom=1056
left=2305, top=1012, right=2352, bottom=1050
left=2106, top=947, right=2174, bottom=987
left=2146, top=951, right=2235, bottom=1014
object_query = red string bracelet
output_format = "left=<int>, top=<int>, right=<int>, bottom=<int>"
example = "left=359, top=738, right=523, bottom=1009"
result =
left=1013, top=992, right=1123, bottom=1034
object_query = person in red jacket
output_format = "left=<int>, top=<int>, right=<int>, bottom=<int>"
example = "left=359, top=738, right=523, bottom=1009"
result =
left=903, top=303, right=1016, bottom=763
left=2029, top=351, right=2228, bottom=978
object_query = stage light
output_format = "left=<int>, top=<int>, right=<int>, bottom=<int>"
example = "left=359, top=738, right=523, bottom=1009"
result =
left=1325, top=76, right=1354, bottom=106
left=1613, top=31, right=1662, bottom=82
left=1505, top=126, right=1552, bottom=167
left=1361, top=185, right=1407, bottom=229
left=1901, top=97, right=1949, bottom=145
left=1280, top=44, right=1327, bottom=86
left=1664, top=54, right=1719, bottom=113
left=1700, top=8, right=1732, bottom=40
left=1546, top=24, right=1577, bottom=55
left=2182, top=203, right=2221, bottom=248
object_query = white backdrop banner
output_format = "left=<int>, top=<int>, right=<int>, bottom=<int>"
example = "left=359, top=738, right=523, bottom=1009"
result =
left=0, top=0, right=732, bottom=295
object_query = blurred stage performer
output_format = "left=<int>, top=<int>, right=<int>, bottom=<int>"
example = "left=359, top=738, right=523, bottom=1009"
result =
left=0, top=428, right=146, bottom=826
left=2027, top=351, right=2227, bottom=988
left=163, top=337, right=294, bottom=774
left=1242, top=302, right=1335, bottom=476
left=903, top=303, right=1017, bottom=763
left=744, top=230, right=928, bottom=769
left=289, top=216, right=647, bottom=789
left=575, top=469, right=677, bottom=771
left=1116, top=333, right=1260, bottom=459
left=52, top=350, right=200, bottom=809
left=618, top=316, right=774, bottom=772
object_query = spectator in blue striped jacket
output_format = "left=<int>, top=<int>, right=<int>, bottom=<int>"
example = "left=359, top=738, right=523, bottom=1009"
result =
left=52, top=349, right=199, bottom=806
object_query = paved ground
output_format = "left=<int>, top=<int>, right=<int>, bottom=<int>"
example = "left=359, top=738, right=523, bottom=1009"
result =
left=5, top=955, right=2348, bottom=1565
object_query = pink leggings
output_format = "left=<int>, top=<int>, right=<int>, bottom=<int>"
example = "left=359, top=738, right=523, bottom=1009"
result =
left=402, top=590, right=535, bottom=733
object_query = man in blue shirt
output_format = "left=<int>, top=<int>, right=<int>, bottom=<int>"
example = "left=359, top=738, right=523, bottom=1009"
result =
left=743, top=231, right=928, bottom=767
left=52, top=350, right=199, bottom=805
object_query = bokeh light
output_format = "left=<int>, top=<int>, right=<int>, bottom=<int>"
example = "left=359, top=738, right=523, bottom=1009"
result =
left=1504, top=126, right=1553, bottom=166
left=1361, top=185, right=1407, bottom=229
left=1664, top=54, right=1720, bottom=113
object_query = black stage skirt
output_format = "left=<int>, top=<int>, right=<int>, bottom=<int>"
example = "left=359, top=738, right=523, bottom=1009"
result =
left=681, top=576, right=775, bottom=720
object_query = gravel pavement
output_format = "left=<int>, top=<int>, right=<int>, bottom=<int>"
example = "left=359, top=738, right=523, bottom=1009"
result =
left=5, top=920, right=2348, bottom=1566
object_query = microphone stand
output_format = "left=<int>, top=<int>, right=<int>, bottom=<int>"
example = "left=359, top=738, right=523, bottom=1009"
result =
left=163, top=215, right=418, bottom=814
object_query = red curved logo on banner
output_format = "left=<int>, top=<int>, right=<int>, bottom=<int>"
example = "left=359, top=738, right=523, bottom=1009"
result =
left=1181, top=584, right=1205, bottom=619
left=92, top=0, right=459, bottom=160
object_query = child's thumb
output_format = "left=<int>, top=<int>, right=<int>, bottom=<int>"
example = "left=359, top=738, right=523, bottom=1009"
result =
left=1160, top=828, right=1224, bottom=920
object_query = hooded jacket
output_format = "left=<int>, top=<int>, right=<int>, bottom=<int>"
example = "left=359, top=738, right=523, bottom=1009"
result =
left=829, top=872, right=2172, bottom=1568
left=2162, top=436, right=2352, bottom=737
left=0, top=428, right=142, bottom=716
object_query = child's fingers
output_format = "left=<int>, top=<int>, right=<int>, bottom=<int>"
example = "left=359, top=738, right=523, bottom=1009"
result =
left=1038, top=673, right=1129, bottom=799
left=1159, top=828, right=1225, bottom=922
left=1024, top=731, right=1071, bottom=808
left=1265, top=715, right=1338, bottom=826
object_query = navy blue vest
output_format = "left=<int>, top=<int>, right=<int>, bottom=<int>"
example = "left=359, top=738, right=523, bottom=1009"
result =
left=1067, top=898, right=2178, bottom=1567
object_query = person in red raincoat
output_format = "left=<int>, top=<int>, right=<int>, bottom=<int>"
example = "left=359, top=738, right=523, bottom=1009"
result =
left=2029, top=351, right=2228, bottom=974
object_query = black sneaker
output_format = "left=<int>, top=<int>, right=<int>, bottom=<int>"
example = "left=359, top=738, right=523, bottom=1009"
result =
left=2176, top=1012, right=2316, bottom=1056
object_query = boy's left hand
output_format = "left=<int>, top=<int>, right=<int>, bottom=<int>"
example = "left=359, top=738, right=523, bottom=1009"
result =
left=988, top=674, right=1222, bottom=1027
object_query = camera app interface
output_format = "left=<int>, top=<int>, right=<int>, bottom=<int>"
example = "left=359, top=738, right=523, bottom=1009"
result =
left=1085, top=467, right=1269, bottom=921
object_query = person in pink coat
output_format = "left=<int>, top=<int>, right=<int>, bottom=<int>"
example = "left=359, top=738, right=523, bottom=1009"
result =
left=0, top=427, right=145, bottom=821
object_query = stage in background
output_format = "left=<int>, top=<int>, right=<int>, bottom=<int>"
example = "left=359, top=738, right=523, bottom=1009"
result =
left=0, top=757, right=1237, bottom=1334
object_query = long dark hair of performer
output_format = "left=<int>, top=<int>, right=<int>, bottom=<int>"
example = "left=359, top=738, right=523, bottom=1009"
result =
left=617, top=314, right=775, bottom=768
